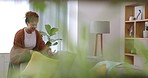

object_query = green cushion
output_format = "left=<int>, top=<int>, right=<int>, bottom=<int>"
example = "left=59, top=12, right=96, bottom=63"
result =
left=21, top=51, right=59, bottom=78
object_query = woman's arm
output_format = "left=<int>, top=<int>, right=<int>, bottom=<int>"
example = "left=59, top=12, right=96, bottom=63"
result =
left=41, top=46, right=53, bottom=57
left=10, top=45, right=31, bottom=64
left=10, top=28, right=31, bottom=64
left=35, top=30, right=53, bottom=57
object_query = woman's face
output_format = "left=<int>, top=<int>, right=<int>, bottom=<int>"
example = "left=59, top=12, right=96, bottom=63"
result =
left=27, top=20, right=38, bottom=32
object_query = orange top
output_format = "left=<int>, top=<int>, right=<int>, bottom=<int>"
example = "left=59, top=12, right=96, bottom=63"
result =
left=10, top=28, right=48, bottom=64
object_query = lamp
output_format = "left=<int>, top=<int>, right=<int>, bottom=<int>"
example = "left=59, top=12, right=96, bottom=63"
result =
left=90, top=21, right=110, bottom=56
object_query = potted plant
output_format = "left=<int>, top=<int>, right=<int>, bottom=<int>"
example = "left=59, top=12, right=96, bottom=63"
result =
left=143, top=25, right=148, bottom=38
left=39, top=24, right=62, bottom=47
left=130, top=48, right=136, bottom=54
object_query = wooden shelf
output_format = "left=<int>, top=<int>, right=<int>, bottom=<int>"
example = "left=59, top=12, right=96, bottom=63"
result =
left=136, top=19, right=148, bottom=22
left=125, top=21, right=135, bottom=23
left=125, top=38, right=148, bottom=39
left=125, top=53, right=137, bottom=56
left=124, top=3, right=148, bottom=65
left=125, top=19, right=148, bottom=22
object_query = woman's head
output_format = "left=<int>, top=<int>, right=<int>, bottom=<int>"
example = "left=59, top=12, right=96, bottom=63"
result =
left=25, top=11, right=39, bottom=33
left=25, top=11, right=39, bottom=23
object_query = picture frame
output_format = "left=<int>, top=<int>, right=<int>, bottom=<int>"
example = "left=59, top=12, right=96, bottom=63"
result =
left=134, top=5, right=144, bottom=20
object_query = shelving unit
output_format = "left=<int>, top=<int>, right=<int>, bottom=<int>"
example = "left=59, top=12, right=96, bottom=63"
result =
left=124, top=3, right=148, bottom=65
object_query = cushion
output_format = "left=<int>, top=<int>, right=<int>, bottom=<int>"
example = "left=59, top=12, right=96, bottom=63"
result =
left=90, top=61, right=123, bottom=76
left=91, top=61, right=146, bottom=77
left=21, top=51, right=59, bottom=78
left=96, top=64, right=106, bottom=75
left=87, top=56, right=104, bottom=69
left=110, top=62, right=145, bottom=77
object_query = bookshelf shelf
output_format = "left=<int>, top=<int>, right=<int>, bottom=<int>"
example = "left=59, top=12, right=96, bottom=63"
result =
left=124, top=3, right=148, bottom=65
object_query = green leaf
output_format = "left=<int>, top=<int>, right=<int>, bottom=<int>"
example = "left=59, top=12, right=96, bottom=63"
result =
left=50, top=28, right=58, bottom=36
left=46, top=41, right=52, bottom=47
left=53, top=42, right=58, bottom=45
left=45, top=24, right=51, bottom=35
left=50, top=39, right=55, bottom=42
left=50, top=38, right=62, bottom=42
left=39, top=31, right=47, bottom=37
left=39, top=24, right=62, bottom=47
left=56, top=39, right=62, bottom=40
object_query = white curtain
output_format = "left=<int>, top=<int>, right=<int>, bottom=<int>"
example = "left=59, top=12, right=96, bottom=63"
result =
left=29, top=0, right=68, bottom=52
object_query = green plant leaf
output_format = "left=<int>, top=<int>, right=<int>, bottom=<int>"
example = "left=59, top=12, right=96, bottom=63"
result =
left=46, top=41, right=52, bottom=47
left=50, top=39, right=55, bottom=42
left=40, top=24, right=62, bottom=47
left=53, top=42, right=58, bottom=45
left=50, top=28, right=58, bottom=36
left=56, top=39, right=62, bottom=40
left=50, top=39, right=62, bottom=42
left=39, top=31, right=47, bottom=37
left=145, top=26, right=148, bottom=31
left=45, top=24, right=51, bottom=35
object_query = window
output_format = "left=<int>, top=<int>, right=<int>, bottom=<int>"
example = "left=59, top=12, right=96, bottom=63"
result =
left=0, top=1, right=29, bottom=53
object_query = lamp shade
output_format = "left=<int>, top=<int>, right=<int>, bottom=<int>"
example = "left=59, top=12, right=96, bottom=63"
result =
left=90, top=21, right=110, bottom=33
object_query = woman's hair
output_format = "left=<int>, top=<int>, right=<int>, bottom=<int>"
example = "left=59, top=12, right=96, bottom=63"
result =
left=25, top=11, right=39, bottom=23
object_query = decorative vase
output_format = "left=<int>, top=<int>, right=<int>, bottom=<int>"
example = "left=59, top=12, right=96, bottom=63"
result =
left=143, top=30, right=148, bottom=38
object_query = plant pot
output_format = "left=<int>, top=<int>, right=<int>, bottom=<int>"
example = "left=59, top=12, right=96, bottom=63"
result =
left=143, top=30, right=148, bottom=38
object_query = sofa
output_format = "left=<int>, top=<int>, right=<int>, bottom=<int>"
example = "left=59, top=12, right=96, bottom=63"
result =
left=20, top=51, right=148, bottom=78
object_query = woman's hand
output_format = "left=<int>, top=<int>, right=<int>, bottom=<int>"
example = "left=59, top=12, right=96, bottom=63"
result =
left=29, top=50, right=34, bottom=54
left=48, top=48, right=53, bottom=57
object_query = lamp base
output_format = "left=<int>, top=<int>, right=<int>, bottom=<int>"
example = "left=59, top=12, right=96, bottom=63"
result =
left=94, top=33, right=103, bottom=56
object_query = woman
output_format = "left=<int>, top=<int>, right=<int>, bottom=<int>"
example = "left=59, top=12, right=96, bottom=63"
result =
left=7, top=11, right=53, bottom=78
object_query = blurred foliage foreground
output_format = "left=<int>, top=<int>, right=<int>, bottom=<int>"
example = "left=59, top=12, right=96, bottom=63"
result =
left=12, top=50, right=148, bottom=78
left=8, top=0, right=148, bottom=78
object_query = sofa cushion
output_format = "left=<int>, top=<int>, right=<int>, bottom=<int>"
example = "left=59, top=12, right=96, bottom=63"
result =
left=21, top=51, right=59, bottom=78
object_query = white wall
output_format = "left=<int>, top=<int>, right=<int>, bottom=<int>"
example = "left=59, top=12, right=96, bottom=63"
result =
left=78, top=1, right=125, bottom=61
left=0, top=53, right=10, bottom=78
